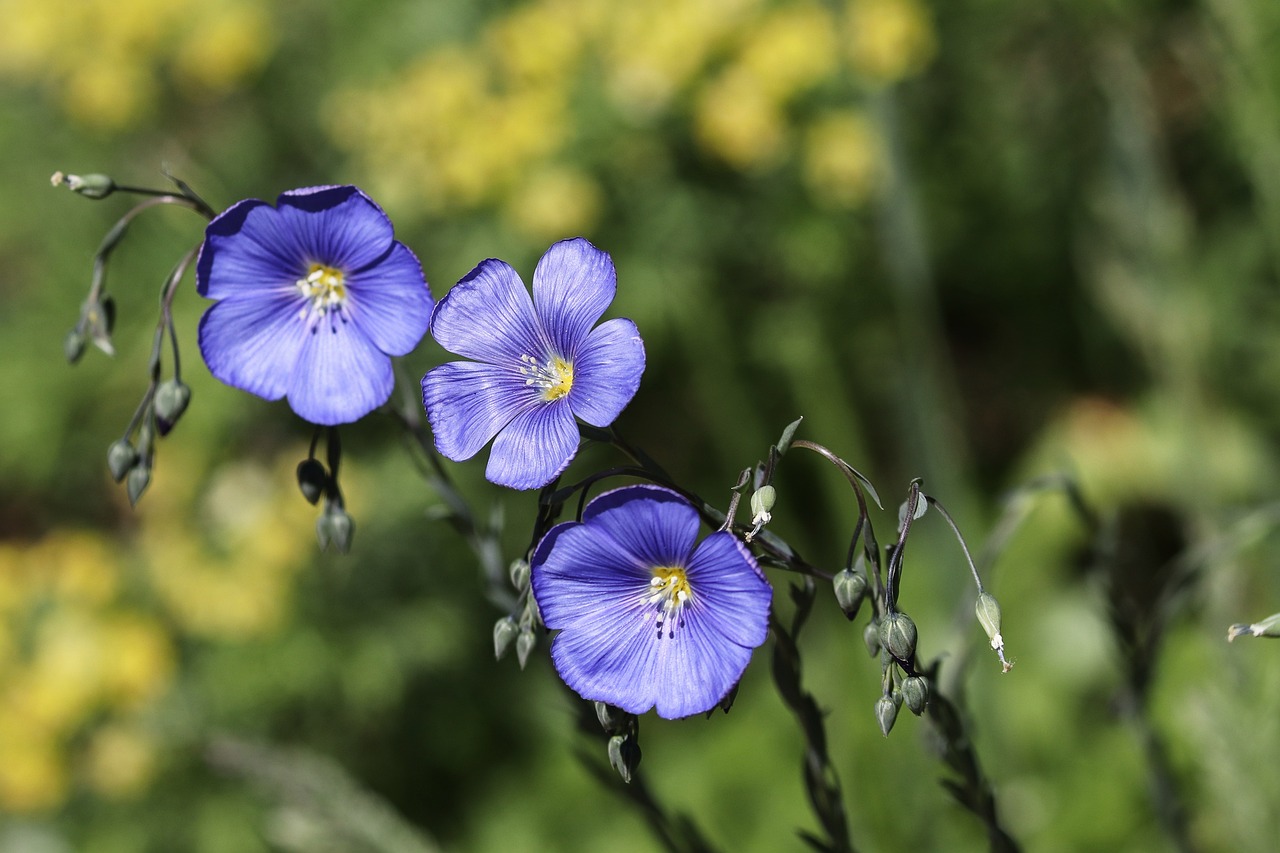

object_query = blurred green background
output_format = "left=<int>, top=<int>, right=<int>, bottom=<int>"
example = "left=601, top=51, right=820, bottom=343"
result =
left=3, top=0, right=1280, bottom=850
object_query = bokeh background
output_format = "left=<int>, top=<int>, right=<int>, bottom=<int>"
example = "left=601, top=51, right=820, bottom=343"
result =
left=3, top=0, right=1280, bottom=850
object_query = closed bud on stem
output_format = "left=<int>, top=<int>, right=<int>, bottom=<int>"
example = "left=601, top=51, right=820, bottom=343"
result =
left=515, top=627, right=536, bottom=670
left=509, top=558, right=531, bottom=592
left=126, top=463, right=151, bottom=506
left=608, top=733, right=641, bottom=783
left=296, top=458, right=327, bottom=505
left=975, top=592, right=1013, bottom=672
left=52, top=171, right=117, bottom=199
left=595, top=702, right=628, bottom=735
left=493, top=616, right=519, bottom=660
left=153, top=379, right=191, bottom=435
left=863, top=619, right=881, bottom=657
left=875, top=694, right=900, bottom=737
left=749, top=485, right=776, bottom=527
left=902, top=675, right=929, bottom=715
left=879, top=611, right=918, bottom=663
left=1227, top=612, right=1280, bottom=642
left=107, top=440, right=138, bottom=483
left=316, top=501, right=355, bottom=553
left=833, top=569, right=868, bottom=621
left=65, top=328, right=86, bottom=364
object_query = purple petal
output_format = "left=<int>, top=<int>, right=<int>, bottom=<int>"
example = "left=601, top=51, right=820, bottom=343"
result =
left=346, top=241, right=433, bottom=355
left=684, top=532, right=772, bottom=648
left=197, top=198, right=302, bottom=300
left=285, top=314, right=394, bottom=425
left=580, top=485, right=700, bottom=568
left=275, top=186, right=396, bottom=273
left=421, top=361, right=538, bottom=463
left=532, top=238, right=617, bottom=356
left=533, top=523, right=653, bottom=632
left=485, top=400, right=579, bottom=490
left=429, top=259, right=546, bottom=364
left=197, top=293, right=307, bottom=401
left=567, top=318, right=645, bottom=427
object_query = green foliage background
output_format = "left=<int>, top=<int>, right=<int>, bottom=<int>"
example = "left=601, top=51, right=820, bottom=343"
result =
left=2, top=0, right=1280, bottom=850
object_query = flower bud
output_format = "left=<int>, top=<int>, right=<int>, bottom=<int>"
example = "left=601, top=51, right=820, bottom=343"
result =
left=879, top=611, right=918, bottom=663
left=863, top=619, right=881, bottom=657
left=975, top=592, right=1002, bottom=649
left=64, top=328, right=86, bottom=364
left=749, top=485, right=776, bottom=527
left=52, top=171, right=117, bottom=199
left=875, top=694, right=900, bottom=737
left=126, top=463, right=151, bottom=506
left=154, top=379, right=192, bottom=435
left=902, top=675, right=929, bottom=715
left=1227, top=612, right=1280, bottom=642
left=107, top=440, right=138, bottom=483
left=515, top=627, right=536, bottom=670
left=316, top=503, right=355, bottom=553
left=833, top=569, right=867, bottom=621
left=493, top=616, right=519, bottom=660
left=296, top=458, right=327, bottom=505
left=595, top=702, right=628, bottom=735
left=608, top=733, right=641, bottom=783
left=509, top=558, right=531, bottom=592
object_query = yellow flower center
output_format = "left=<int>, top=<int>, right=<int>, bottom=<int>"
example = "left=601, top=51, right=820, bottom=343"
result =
left=296, top=263, right=347, bottom=324
left=647, top=566, right=693, bottom=639
left=519, top=353, right=574, bottom=401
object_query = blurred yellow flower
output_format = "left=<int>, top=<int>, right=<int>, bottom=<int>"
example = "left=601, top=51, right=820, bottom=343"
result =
left=173, top=3, right=275, bottom=95
left=0, top=725, right=66, bottom=813
left=694, top=65, right=786, bottom=170
left=504, top=165, right=602, bottom=240
left=736, top=1, right=838, bottom=103
left=802, top=109, right=882, bottom=207
left=845, top=0, right=937, bottom=84
left=83, top=723, right=158, bottom=800
left=99, top=614, right=175, bottom=709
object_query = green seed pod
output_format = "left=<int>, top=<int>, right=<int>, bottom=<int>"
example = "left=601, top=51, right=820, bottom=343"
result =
left=879, top=611, right=918, bottom=663
left=875, top=694, right=900, bottom=737
left=493, top=616, right=519, bottom=660
left=107, top=440, right=138, bottom=483
left=902, top=676, right=929, bottom=715
left=57, top=172, right=117, bottom=199
left=833, top=569, right=868, bottom=621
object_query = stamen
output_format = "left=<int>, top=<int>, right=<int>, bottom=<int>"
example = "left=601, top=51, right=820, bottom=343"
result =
left=644, top=566, right=693, bottom=640
left=295, top=263, right=348, bottom=331
left=517, top=353, right=574, bottom=401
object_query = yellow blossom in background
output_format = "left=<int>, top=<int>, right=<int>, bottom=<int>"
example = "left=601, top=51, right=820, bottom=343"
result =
left=0, top=724, right=66, bottom=813
left=485, top=0, right=590, bottom=87
left=694, top=65, right=787, bottom=170
left=802, top=109, right=882, bottom=207
left=844, top=0, right=937, bottom=84
left=735, top=1, right=838, bottom=103
left=83, top=723, right=158, bottom=800
left=0, top=0, right=275, bottom=129
left=503, top=165, right=602, bottom=239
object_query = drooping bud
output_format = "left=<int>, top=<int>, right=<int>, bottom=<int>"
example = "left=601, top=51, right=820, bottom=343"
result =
left=493, top=616, right=519, bottom=660
left=595, top=702, right=628, bottom=735
left=515, top=627, right=536, bottom=670
left=1227, top=612, right=1280, bottom=642
left=875, top=694, right=900, bottom=737
left=296, top=458, right=327, bottom=505
left=107, top=440, right=138, bottom=483
left=879, top=611, right=918, bottom=663
left=508, top=558, right=531, bottom=592
left=863, top=619, right=881, bottom=657
left=901, top=676, right=929, bottom=715
left=126, top=463, right=151, bottom=506
left=608, top=733, right=641, bottom=783
left=833, top=569, right=868, bottom=621
left=64, top=328, right=87, bottom=364
left=749, top=485, right=776, bottom=527
left=82, top=297, right=116, bottom=357
left=316, top=502, right=355, bottom=553
left=154, top=379, right=192, bottom=435
left=975, top=592, right=1002, bottom=650
left=52, top=171, right=117, bottom=199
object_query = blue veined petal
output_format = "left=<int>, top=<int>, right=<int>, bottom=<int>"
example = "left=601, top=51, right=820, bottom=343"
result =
left=197, top=199, right=303, bottom=299
left=485, top=398, right=580, bottom=490
left=684, top=532, right=773, bottom=648
left=197, top=291, right=307, bottom=401
left=567, top=317, right=645, bottom=428
left=276, top=186, right=396, bottom=273
left=430, top=259, right=548, bottom=365
left=532, top=522, right=653, bottom=631
left=286, top=314, right=394, bottom=425
left=422, top=361, right=539, bottom=463
left=346, top=241, right=433, bottom=356
left=580, top=485, right=700, bottom=569
left=531, top=238, right=616, bottom=357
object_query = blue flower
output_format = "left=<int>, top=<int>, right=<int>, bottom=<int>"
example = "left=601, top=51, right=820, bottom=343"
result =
left=531, top=484, right=773, bottom=719
left=197, top=185, right=433, bottom=426
left=421, top=238, right=645, bottom=490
